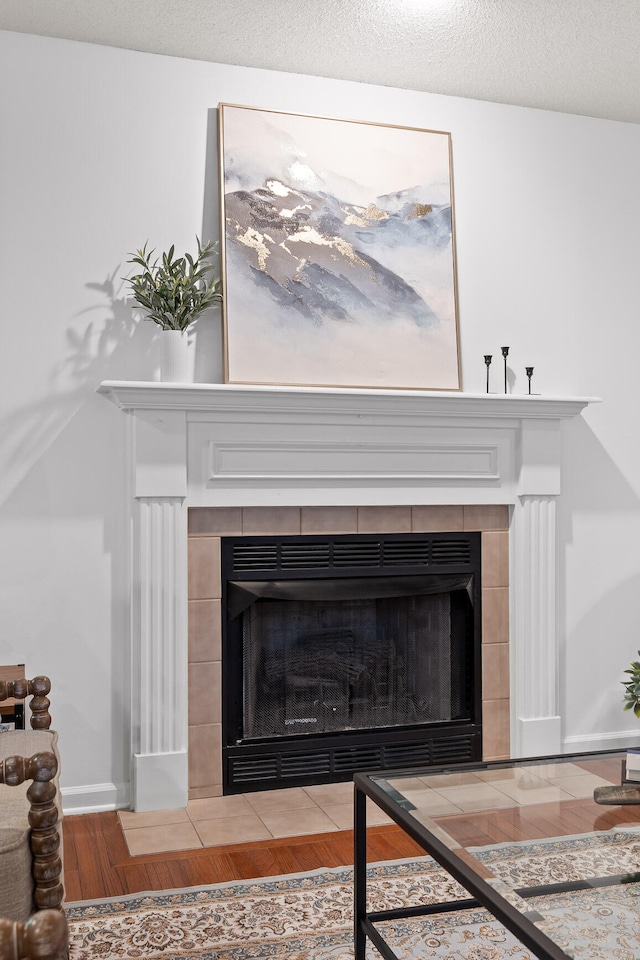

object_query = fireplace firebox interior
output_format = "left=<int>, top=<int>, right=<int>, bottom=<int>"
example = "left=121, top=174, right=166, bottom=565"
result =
left=222, top=532, right=482, bottom=793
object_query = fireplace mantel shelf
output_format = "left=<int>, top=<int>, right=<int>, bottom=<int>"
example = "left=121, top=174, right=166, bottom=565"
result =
left=98, top=380, right=599, bottom=420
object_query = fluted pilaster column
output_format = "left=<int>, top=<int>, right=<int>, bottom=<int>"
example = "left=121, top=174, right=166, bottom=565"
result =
left=133, top=496, right=187, bottom=747
left=129, top=410, right=188, bottom=810
left=512, top=491, right=561, bottom=753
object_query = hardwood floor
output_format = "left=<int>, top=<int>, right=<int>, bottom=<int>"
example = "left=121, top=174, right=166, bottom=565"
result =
left=62, top=757, right=640, bottom=903
left=62, top=803, right=640, bottom=904
left=62, top=814, right=424, bottom=902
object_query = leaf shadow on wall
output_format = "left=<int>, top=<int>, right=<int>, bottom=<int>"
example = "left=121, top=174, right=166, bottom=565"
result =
left=0, top=269, right=159, bottom=800
left=0, top=266, right=158, bottom=511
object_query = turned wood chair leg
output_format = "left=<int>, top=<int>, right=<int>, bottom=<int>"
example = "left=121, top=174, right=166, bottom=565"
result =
left=0, top=911, right=68, bottom=960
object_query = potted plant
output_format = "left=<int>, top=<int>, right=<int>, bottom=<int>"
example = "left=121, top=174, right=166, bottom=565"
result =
left=622, top=651, right=640, bottom=718
left=124, top=237, right=222, bottom=381
left=593, top=653, right=640, bottom=805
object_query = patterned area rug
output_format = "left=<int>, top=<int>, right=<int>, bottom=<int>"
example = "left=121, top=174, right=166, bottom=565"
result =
left=469, top=826, right=640, bottom=887
left=66, top=829, right=640, bottom=960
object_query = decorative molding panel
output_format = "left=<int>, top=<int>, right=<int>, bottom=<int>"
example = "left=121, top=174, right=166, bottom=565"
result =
left=206, top=439, right=501, bottom=482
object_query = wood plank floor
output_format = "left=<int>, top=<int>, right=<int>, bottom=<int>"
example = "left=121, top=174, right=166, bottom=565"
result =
left=62, top=813, right=425, bottom=902
left=62, top=786, right=640, bottom=903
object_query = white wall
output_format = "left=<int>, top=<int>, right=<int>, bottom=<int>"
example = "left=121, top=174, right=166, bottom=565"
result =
left=2, top=30, right=639, bottom=811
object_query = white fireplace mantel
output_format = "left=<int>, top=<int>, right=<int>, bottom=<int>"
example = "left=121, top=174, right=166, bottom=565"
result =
left=98, top=380, right=599, bottom=811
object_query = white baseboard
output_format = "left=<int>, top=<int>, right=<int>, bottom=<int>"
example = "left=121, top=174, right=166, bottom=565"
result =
left=563, top=729, right=640, bottom=754
left=61, top=780, right=130, bottom=815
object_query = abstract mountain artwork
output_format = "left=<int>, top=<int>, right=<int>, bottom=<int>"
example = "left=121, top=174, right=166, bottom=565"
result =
left=219, top=104, right=461, bottom=390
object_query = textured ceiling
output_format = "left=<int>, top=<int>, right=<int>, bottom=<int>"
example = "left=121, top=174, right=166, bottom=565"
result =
left=2, top=0, right=640, bottom=123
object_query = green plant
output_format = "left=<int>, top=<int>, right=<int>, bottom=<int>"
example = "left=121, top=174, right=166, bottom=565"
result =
left=124, top=237, right=222, bottom=330
left=622, top=651, right=640, bottom=718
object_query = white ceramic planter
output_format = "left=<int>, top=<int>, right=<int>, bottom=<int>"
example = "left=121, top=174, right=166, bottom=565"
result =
left=160, top=330, right=189, bottom=382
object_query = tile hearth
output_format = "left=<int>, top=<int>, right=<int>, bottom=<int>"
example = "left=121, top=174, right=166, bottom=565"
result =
left=119, top=780, right=391, bottom=855
left=117, top=763, right=613, bottom=856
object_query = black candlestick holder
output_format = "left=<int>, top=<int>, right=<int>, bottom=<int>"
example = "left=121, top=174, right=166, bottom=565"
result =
left=526, top=366, right=534, bottom=395
left=501, top=346, right=509, bottom=393
left=484, top=355, right=492, bottom=393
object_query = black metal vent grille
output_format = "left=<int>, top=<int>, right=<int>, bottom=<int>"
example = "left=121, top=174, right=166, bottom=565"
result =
left=230, top=544, right=279, bottom=572
left=231, top=757, right=279, bottom=784
left=227, top=731, right=479, bottom=792
left=229, top=534, right=474, bottom=576
left=431, top=540, right=472, bottom=564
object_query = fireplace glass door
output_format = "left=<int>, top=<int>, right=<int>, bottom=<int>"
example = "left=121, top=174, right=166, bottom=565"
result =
left=222, top=533, right=482, bottom=792
left=240, top=580, right=470, bottom=739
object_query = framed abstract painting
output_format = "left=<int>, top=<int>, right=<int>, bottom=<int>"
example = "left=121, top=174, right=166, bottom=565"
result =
left=218, top=103, right=461, bottom=391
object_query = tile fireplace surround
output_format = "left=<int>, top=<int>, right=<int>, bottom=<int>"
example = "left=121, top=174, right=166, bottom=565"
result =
left=98, top=382, right=596, bottom=812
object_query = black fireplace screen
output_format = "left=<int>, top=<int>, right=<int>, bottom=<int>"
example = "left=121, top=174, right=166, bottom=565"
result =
left=222, top=533, right=482, bottom=792
left=238, top=579, right=471, bottom=740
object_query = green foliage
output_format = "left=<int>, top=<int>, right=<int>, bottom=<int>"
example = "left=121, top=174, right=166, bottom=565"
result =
left=622, top=652, right=640, bottom=718
left=123, top=237, right=222, bottom=330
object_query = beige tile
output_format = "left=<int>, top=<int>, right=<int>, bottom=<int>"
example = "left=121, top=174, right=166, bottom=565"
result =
left=301, top=506, right=358, bottom=534
left=187, top=794, right=255, bottom=821
left=482, top=531, right=509, bottom=588
left=188, top=723, right=222, bottom=789
left=188, top=537, right=221, bottom=600
left=245, top=786, right=318, bottom=816
left=323, top=802, right=354, bottom=830
left=546, top=773, right=614, bottom=798
left=365, top=799, right=393, bottom=825
left=241, top=507, right=301, bottom=535
left=474, top=768, right=522, bottom=783
left=482, top=699, right=510, bottom=761
left=193, top=814, right=272, bottom=846
left=492, top=775, right=573, bottom=805
left=124, top=821, right=202, bottom=856
left=529, top=761, right=601, bottom=779
left=188, top=599, right=221, bottom=663
left=188, top=661, right=221, bottom=726
left=386, top=776, right=436, bottom=792
left=188, top=507, right=243, bottom=536
left=411, top=506, right=464, bottom=532
left=399, top=789, right=464, bottom=817
left=482, top=643, right=510, bottom=701
left=189, top=784, right=223, bottom=800
left=482, top=588, right=509, bottom=644
left=118, top=807, right=190, bottom=829
left=323, top=799, right=392, bottom=829
left=303, top=781, right=355, bottom=805
left=357, top=506, right=411, bottom=533
left=432, top=782, right=516, bottom=812
left=415, top=772, right=485, bottom=789
left=259, top=806, right=340, bottom=838
left=463, top=505, right=509, bottom=531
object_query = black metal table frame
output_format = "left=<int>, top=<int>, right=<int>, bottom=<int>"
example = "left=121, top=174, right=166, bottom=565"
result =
left=353, top=768, right=577, bottom=960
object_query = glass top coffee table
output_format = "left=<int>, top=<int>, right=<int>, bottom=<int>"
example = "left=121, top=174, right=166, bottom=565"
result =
left=354, top=750, right=640, bottom=960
